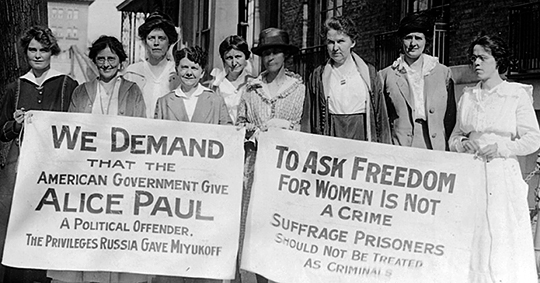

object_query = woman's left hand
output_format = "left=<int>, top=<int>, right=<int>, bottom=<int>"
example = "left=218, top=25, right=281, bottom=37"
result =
left=266, top=118, right=291, bottom=129
left=478, top=143, right=498, bottom=162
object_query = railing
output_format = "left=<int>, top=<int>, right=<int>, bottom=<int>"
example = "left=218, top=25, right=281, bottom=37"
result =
left=374, top=30, right=401, bottom=70
left=292, top=45, right=328, bottom=82
left=509, top=2, right=540, bottom=75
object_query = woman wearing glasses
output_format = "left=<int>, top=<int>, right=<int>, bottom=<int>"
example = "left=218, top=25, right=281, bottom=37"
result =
left=67, top=36, right=145, bottom=117
left=48, top=36, right=148, bottom=283
left=449, top=34, right=540, bottom=282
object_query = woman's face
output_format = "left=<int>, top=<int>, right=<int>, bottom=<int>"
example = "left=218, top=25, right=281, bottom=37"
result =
left=177, top=57, right=204, bottom=91
left=471, top=44, right=499, bottom=82
left=27, top=39, right=52, bottom=72
left=326, top=28, right=355, bottom=66
left=95, top=47, right=120, bottom=82
left=145, top=28, right=170, bottom=61
left=223, top=48, right=247, bottom=78
left=402, top=32, right=426, bottom=61
left=261, top=47, right=285, bottom=74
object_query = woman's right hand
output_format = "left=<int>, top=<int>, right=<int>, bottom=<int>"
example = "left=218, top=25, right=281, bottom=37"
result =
left=461, top=139, right=480, bottom=154
left=13, top=108, right=25, bottom=132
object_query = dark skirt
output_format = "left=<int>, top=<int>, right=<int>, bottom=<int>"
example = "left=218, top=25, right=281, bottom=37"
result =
left=329, top=113, right=366, bottom=141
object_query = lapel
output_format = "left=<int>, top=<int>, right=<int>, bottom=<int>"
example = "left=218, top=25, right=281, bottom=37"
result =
left=167, top=94, right=189, bottom=122
left=322, top=61, right=332, bottom=99
left=351, top=53, right=371, bottom=92
left=191, top=91, right=212, bottom=123
left=394, top=68, right=413, bottom=108
left=84, top=79, right=98, bottom=106
left=117, top=78, right=130, bottom=106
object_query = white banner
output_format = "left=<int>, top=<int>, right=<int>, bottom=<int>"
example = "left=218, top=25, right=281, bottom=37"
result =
left=241, top=129, right=483, bottom=283
left=3, top=111, right=244, bottom=279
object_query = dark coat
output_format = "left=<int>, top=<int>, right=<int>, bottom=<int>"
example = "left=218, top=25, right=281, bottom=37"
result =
left=302, top=53, right=391, bottom=143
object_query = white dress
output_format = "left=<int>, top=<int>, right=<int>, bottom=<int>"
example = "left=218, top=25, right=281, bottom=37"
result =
left=449, top=81, right=540, bottom=282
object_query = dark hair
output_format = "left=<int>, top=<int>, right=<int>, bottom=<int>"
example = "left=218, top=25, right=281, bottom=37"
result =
left=468, top=34, right=510, bottom=74
left=323, top=16, right=359, bottom=42
left=219, top=35, right=250, bottom=60
left=138, top=12, right=178, bottom=45
left=174, top=46, right=207, bottom=69
left=20, top=26, right=61, bottom=56
left=88, top=36, right=127, bottom=63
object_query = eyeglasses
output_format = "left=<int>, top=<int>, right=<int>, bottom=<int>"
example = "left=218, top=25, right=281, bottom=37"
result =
left=95, top=57, right=118, bottom=65
left=469, top=55, right=492, bottom=63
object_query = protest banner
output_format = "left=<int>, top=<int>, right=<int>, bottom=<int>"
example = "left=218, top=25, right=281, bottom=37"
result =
left=241, top=129, right=484, bottom=282
left=2, top=111, right=245, bottom=279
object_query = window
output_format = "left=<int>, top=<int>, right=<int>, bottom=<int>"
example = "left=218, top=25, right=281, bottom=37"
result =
left=321, top=0, right=343, bottom=20
left=52, top=8, right=57, bottom=19
left=67, top=9, right=73, bottom=19
left=67, top=28, right=72, bottom=38
left=74, top=9, right=79, bottom=19
left=56, top=27, right=63, bottom=38
left=58, top=8, right=63, bottom=19
left=402, top=0, right=447, bottom=15
left=195, top=0, right=211, bottom=53
left=72, top=27, right=78, bottom=38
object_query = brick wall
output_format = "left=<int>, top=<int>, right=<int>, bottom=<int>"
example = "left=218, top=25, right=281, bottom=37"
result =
left=278, top=0, right=538, bottom=70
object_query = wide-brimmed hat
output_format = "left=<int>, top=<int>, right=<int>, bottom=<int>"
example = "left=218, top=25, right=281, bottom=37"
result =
left=252, top=28, right=299, bottom=56
left=397, top=12, right=434, bottom=38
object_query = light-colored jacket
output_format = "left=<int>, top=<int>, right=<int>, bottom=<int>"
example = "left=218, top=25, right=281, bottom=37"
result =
left=154, top=90, right=233, bottom=125
left=379, top=58, right=456, bottom=150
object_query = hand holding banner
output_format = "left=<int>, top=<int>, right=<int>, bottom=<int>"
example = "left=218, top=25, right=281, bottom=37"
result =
left=3, top=111, right=245, bottom=279
left=241, top=129, right=483, bottom=283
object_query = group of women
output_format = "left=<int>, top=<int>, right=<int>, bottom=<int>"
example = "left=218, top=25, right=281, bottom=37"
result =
left=0, top=9, right=538, bottom=283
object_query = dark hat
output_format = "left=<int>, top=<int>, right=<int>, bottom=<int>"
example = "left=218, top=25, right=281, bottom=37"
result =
left=138, top=12, right=178, bottom=43
left=397, top=12, right=434, bottom=38
left=252, top=28, right=299, bottom=56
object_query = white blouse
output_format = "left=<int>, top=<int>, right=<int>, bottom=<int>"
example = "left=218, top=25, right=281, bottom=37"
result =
left=449, top=81, right=540, bottom=158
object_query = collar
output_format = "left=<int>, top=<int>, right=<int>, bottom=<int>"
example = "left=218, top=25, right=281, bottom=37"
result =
left=174, top=83, right=209, bottom=98
left=20, top=69, right=64, bottom=86
left=99, top=73, right=123, bottom=84
left=392, top=54, right=438, bottom=76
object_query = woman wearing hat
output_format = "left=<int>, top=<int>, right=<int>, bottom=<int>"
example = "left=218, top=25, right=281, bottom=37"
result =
left=237, top=28, right=305, bottom=132
left=380, top=12, right=456, bottom=151
left=124, top=12, right=179, bottom=118
left=236, top=27, right=305, bottom=283
left=305, top=16, right=391, bottom=142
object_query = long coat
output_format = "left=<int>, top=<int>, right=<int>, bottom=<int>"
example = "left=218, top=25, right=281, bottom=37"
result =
left=379, top=60, right=456, bottom=150
left=302, top=52, right=391, bottom=143
left=154, top=89, right=233, bottom=125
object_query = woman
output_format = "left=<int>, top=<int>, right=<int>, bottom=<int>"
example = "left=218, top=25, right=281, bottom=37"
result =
left=68, top=36, right=146, bottom=117
left=0, top=26, right=78, bottom=283
left=47, top=35, right=148, bottom=283
left=124, top=12, right=178, bottom=118
left=155, top=46, right=232, bottom=125
left=380, top=12, right=456, bottom=150
left=305, top=16, right=390, bottom=143
left=236, top=27, right=305, bottom=283
left=154, top=46, right=228, bottom=283
left=449, top=34, right=540, bottom=282
left=210, top=35, right=255, bottom=123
